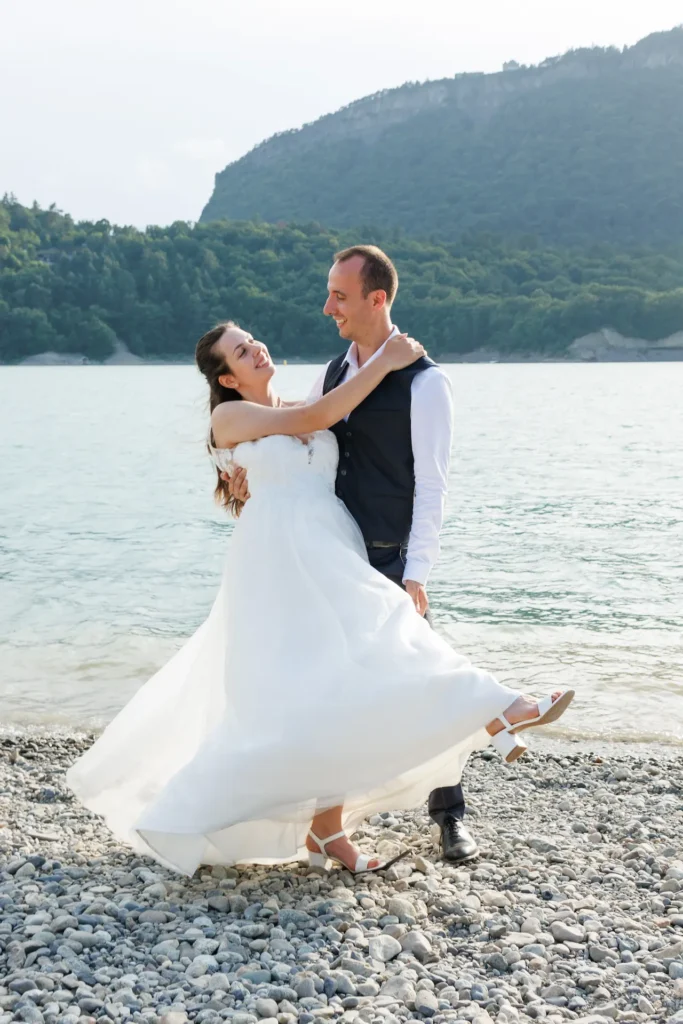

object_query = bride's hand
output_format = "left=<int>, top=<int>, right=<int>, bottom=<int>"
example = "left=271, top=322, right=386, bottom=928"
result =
left=381, top=333, right=426, bottom=371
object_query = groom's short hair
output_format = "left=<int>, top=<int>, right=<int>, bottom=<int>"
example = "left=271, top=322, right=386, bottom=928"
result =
left=334, top=245, right=398, bottom=305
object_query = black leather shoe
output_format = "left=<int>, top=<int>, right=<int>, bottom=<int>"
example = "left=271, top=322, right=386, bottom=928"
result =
left=439, top=815, right=479, bottom=863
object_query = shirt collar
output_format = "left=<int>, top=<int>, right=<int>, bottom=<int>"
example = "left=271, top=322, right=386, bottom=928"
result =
left=345, top=325, right=400, bottom=370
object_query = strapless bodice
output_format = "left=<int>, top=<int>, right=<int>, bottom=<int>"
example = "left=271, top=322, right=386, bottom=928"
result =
left=211, top=430, right=339, bottom=498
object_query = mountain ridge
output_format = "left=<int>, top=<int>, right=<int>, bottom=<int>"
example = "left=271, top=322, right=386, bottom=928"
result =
left=200, top=27, right=683, bottom=247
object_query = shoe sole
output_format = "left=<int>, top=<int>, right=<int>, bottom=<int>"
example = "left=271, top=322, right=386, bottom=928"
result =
left=441, top=847, right=479, bottom=864
left=511, top=689, right=575, bottom=735
left=310, top=847, right=411, bottom=876
left=505, top=743, right=527, bottom=763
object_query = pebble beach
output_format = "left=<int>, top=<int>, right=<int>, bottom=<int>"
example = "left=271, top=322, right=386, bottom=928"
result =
left=1, top=734, right=682, bottom=1024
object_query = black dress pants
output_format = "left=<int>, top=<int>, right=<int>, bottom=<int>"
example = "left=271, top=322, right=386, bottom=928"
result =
left=367, top=545, right=466, bottom=826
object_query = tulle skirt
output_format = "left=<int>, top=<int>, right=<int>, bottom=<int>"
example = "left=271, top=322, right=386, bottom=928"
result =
left=67, top=485, right=516, bottom=874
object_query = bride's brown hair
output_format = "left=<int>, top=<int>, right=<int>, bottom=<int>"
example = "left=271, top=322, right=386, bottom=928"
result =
left=195, top=321, right=244, bottom=517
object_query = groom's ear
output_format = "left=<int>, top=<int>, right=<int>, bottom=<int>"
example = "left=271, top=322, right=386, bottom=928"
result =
left=371, top=289, right=388, bottom=311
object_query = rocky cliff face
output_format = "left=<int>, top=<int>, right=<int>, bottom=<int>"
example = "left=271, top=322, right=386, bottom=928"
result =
left=240, top=31, right=682, bottom=164
left=205, top=26, right=682, bottom=181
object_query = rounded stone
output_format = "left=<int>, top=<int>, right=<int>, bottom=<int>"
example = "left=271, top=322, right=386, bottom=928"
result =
left=368, top=934, right=402, bottom=962
left=255, top=1000, right=279, bottom=1019
left=414, top=990, right=439, bottom=1017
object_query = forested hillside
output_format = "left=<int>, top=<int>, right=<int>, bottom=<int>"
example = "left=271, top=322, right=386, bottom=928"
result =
left=1, top=197, right=682, bottom=363
left=201, top=28, right=683, bottom=249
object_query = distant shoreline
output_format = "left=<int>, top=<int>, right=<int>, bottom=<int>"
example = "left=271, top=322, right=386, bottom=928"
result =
left=5, top=353, right=683, bottom=367
left=6, top=327, right=683, bottom=367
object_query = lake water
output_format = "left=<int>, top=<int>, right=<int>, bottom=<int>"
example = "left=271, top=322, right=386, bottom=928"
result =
left=0, top=363, right=681, bottom=744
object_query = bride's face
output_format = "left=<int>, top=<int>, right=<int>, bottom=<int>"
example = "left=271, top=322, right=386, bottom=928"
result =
left=217, top=326, right=275, bottom=393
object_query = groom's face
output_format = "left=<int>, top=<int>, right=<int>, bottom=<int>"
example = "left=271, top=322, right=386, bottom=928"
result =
left=324, top=256, right=375, bottom=341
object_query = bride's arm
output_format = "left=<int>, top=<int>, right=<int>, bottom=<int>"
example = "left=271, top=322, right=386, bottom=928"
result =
left=212, top=335, right=424, bottom=447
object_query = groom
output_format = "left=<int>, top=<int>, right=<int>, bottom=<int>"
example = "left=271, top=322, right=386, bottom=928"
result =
left=228, top=244, right=477, bottom=864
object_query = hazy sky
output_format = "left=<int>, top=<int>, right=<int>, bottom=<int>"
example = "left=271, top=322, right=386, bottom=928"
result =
left=2, top=0, right=680, bottom=228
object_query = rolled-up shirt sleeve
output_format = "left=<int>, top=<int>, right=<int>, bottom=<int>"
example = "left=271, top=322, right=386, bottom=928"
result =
left=404, top=368, right=454, bottom=585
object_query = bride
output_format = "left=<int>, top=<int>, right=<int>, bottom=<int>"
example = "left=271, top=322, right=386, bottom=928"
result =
left=67, top=323, right=573, bottom=877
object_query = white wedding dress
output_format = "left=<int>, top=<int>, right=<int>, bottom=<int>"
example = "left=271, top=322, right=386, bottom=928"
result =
left=67, top=430, right=517, bottom=875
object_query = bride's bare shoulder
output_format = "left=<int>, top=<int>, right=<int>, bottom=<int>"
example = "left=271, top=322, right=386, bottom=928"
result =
left=210, top=401, right=249, bottom=448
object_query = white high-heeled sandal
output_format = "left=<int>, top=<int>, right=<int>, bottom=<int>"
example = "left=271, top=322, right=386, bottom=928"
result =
left=307, top=829, right=386, bottom=874
left=491, top=690, right=576, bottom=763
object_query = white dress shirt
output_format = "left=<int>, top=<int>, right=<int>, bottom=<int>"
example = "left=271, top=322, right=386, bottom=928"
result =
left=308, top=326, right=454, bottom=586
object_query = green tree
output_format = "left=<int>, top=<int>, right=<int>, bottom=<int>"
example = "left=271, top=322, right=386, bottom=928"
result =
left=1, top=196, right=682, bottom=363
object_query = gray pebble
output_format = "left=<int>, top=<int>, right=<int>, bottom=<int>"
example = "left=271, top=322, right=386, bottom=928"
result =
left=550, top=921, right=584, bottom=943
left=400, top=930, right=433, bottom=961
left=368, top=934, right=401, bottom=962
left=255, top=999, right=279, bottom=1018
left=414, top=990, right=439, bottom=1017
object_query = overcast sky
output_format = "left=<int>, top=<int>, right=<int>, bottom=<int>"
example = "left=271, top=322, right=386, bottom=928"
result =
left=2, top=0, right=680, bottom=228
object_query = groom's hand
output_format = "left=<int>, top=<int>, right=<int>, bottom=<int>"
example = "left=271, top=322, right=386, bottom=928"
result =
left=405, top=580, right=429, bottom=617
left=221, top=466, right=251, bottom=503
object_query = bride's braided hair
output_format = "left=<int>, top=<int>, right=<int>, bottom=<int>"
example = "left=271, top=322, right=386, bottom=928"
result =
left=195, top=321, right=244, bottom=517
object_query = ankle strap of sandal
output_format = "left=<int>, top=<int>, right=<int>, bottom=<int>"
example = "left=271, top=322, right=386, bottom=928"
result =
left=308, top=829, right=346, bottom=851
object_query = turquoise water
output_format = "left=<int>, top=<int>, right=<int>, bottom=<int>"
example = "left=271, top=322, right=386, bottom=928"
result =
left=0, top=363, right=681, bottom=742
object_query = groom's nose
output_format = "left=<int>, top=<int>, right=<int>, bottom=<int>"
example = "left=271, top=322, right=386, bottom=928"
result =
left=323, top=295, right=336, bottom=316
